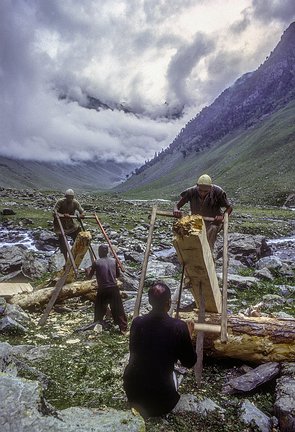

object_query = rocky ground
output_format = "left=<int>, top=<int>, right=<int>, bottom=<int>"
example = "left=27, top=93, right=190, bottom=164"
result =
left=0, top=188, right=295, bottom=432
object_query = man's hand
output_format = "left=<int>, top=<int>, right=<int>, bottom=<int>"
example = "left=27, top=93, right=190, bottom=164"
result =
left=64, top=213, right=71, bottom=218
left=214, top=215, right=224, bottom=224
left=186, top=319, right=195, bottom=339
left=80, top=213, right=85, bottom=219
left=173, top=208, right=182, bottom=218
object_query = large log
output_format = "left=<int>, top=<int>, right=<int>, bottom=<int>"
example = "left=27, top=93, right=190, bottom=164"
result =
left=173, top=215, right=222, bottom=313
left=9, top=279, right=123, bottom=311
left=182, top=312, right=295, bottom=363
left=9, top=280, right=98, bottom=310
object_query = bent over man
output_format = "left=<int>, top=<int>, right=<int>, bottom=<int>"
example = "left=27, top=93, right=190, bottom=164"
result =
left=173, top=174, right=232, bottom=251
left=53, top=189, right=85, bottom=262
left=86, top=244, right=127, bottom=334
left=123, top=281, right=197, bottom=418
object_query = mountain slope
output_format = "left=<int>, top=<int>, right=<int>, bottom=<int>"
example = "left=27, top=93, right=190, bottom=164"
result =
left=0, top=157, right=135, bottom=191
left=116, top=99, right=295, bottom=205
left=117, top=22, right=295, bottom=204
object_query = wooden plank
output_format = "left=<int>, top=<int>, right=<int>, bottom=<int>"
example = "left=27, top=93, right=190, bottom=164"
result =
left=133, top=205, right=157, bottom=318
left=0, top=283, right=33, bottom=299
left=221, top=212, right=229, bottom=342
left=173, top=216, right=222, bottom=313
left=194, top=283, right=205, bottom=387
left=38, top=262, right=72, bottom=326
left=54, top=210, right=78, bottom=277
left=194, top=323, right=221, bottom=333
left=175, top=265, right=185, bottom=319
left=94, top=213, right=125, bottom=272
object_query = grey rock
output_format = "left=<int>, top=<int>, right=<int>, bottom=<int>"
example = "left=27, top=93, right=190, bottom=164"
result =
left=146, top=260, right=178, bottom=279
left=22, top=251, right=49, bottom=278
left=218, top=273, right=259, bottom=289
left=223, top=362, right=280, bottom=394
left=256, top=256, right=282, bottom=271
left=0, top=316, right=27, bottom=334
left=262, top=294, right=285, bottom=307
left=124, top=251, right=144, bottom=263
left=120, top=272, right=139, bottom=291
left=11, top=345, right=51, bottom=362
left=59, top=407, right=145, bottom=431
left=240, top=400, right=272, bottom=432
left=173, top=394, right=224, bottom=416
left=1, top=208, right=16, bottom=215
left=0, top=342, right=17, bottom=375
left=276, top=284, right=295, bottom=296
left=0, top=269, right=32, bottom=282
left=274, top=363, right=295, bottom=432
left=5, top=303, right=32, bottom=324
left=254, top=268, right=274, bottom=281
left=0, top=245, right=26, bottom=274
left=123, top=294, right=151, bottom=315
left=0, top=296, right=7, bottom=316
left=0, top=374, right=145, bottom=432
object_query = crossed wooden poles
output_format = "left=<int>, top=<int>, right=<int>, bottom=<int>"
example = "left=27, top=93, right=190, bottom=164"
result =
left=38, top=212, right=124, bottom=326
left=133, top=206, right=229, bottom=386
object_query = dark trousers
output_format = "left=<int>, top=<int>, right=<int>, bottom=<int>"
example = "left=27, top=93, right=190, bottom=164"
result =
left=58, top=227, right=81, bottom=260
left=94, top=285, right=127, bottom=332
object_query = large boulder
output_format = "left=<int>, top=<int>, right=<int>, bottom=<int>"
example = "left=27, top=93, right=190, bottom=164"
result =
left=274, top=363, right=295, bottom=432
left=0, top=374, right=145, bottom=432
left=240, top=400, right=272, bottom=432
left=0, top=245, right=26, bottom=274
left=146, top=260, right=178, bottom=279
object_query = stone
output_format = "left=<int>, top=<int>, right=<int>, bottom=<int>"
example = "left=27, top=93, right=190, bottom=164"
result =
left=223, top=362, right=280, bottom=394
left=0, top=342, right=17, bottom=375
left=146, top=260, right=178, bottom=279
left=256, top=256, right=282, bottom=271
left=254, top=268, right=274, bottom=281
left=277, top=285, right=295, bottom=296
left=1, top=208, right=16, bottom=215
left=262, top=294, right=285, bottom=308
left=173, top=394, right=224, bottom=416
left=0, top=316, right=27, bottom=334
left=22, top=251, right=49, bottom=279
left=240, top=400, right=272, bottom=432
left=5, top=303, right=32, bottom=324
left=274, top=363, right=295, bottom=432
left=0, top=245, right=26, bottom=274
left=0, top=374, right=145, bottom=432
left=218, top=273, right=259, bottom=289
left=120, top=272, right=139, bottom=291
left=10, top=344, right=51, bottom=362
left=124, top=251, right=144, bottom=263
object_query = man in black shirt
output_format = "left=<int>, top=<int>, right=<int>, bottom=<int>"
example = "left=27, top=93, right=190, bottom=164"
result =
left=123, top=282, right=197, bottom=417
left=86, top=244, right=127, bottom=334
left=173, top=174, right=232, bottom=251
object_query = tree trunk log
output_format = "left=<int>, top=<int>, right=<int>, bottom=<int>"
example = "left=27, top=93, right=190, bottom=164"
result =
left=9, top=280, right=97, bottom=310
left=182, top=312, right=295, bottom=363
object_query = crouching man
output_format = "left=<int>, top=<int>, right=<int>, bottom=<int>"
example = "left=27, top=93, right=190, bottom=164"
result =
left=123, top=281, right=197, bottom=418
left=85, top=244, right=127, bottom=335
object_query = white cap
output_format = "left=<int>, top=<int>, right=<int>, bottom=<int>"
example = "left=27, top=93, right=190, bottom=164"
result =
left=65, top=189, right=74, bottom=196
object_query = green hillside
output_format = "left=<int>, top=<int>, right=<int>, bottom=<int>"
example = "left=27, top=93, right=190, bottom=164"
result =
left=117, top=100, right=295, bottom=205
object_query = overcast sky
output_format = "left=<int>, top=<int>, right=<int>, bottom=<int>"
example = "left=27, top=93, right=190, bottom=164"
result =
left=0, top=0, right=294, bottom=165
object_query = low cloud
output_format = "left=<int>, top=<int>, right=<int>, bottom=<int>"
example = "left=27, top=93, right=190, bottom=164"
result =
left=0, top=0, right=294, bottom=166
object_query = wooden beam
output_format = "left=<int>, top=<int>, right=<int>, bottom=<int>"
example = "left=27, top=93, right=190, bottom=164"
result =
left=133, top=205, right=157, bottom=318
left=221, top=212, right=229, bottom=342
left=195, top=283, right=205, bottom=387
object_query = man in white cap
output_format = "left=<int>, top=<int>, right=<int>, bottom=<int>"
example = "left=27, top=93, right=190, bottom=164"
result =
left=173, top=174, right=232, bottom=251
left=53, top=189, right=85, bottom=261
